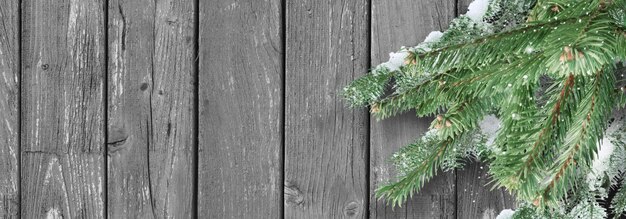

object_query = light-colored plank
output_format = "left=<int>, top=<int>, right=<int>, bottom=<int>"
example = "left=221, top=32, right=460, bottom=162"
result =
left=370, top=0, right=457, bottom=218
left=197, top=0, right=283, bottom=217
left=0, top=0, right=19, bottom=217
left=284, top=0, right=369, bottom=218
left=21, top=0, right=106, bottom=218
left=106, top=0, right=196, bottom=218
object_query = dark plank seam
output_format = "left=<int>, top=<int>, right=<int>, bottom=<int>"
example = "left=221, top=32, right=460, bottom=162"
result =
left=454, top=2, right=459, bottom=218
left=103, top=0, right=109, bottom=218
left=454, top=0, right=460, bottom=22
left=366, top=0, right=372, bottom=218
left=454, top=170, right=458, bottom=219
left=147, top=4, right=157, bottom=216
left=280, top=0, right=286, bottom=218
left=17, top=0, right=22, bottom=217
left=192, top=0, right=200, bottom=217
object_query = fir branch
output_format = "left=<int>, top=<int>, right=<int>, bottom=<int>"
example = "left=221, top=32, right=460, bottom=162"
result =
left=408, top=0, right=607, bottom=75
left=487, top=71, right=586, bottom=204
left=613, top=181, right=626, bottom=218
left=377, top=97, right=493, bottom=207
left=376, top=136, right=453, bottom=207
left=372, top=52, right=544, bottom=120
left=610, top=136, right=626, bottom=218
left=541, top=68, right=615, bottom=205
left=567, top=196, right=607, bottom=219
left=434, top=98, right=493, bottom=139
left=343, top=0, right=626, bottom=211
left=415, top=16, right=575, bottom=60
left=342, top=68, right=394, bottom=107
left=520, top=74, right=576, bottom=182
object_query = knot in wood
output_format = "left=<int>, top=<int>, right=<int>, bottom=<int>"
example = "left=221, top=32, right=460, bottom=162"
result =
left=284, top=182, right=304, bottom=207
left=343, top=201, right=361, bottom=217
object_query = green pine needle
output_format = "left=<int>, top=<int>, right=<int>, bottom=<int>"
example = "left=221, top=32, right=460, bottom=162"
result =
left=345, top=0, right=626, bottom=212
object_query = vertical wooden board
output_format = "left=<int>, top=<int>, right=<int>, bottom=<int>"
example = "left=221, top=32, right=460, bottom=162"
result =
left=198, top=0, right=282, bottom=218
left=107, top=0, right=196, bottom=218
left=0, top=0, right=19, bottom=217
left=370, top=0, right=456, bottom=218
left=454, top=1, right=517, bottom=218
left=284, top=0, right=369, bottom=218
left=21, top=0, right=106, bottom=218
left=371, top=117, right=456, bottom=219
left=456, top=163, right=516, bottom=219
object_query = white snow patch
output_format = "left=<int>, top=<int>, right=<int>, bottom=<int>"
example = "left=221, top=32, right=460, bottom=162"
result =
left=524, top=46, right=535, bottom=54
left=587, top=120, right=622, bottom=191
left=593, top=137, right=616, bottom=174
left=423, top=31, right=444, bottom=43
left=382, top=51, right=409, bottom=72
left=479, top=114, right=501, bottom=146
left=46, top=208, right=62, bottom=219
left=495, top=209, right=516, bottom=219
left=465, top=0, right=490, bottom=22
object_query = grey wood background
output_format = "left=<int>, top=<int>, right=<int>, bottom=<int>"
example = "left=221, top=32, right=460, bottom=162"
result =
left=0, top=0, right=515, bottom=218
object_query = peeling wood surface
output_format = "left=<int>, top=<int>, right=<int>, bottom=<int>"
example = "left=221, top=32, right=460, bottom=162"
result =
left=198, top=0, right=283, bottom=218
left=2, top=1, right=523, bottom=218
left=21, top=0, right=106, bottom=218
left=370, top=0, right=457, bottom=218
left=284, top=0, right=369, bottom=218
left=0, top=0, right=18, bottom=217
left=107, top=0, right=196, bottom=218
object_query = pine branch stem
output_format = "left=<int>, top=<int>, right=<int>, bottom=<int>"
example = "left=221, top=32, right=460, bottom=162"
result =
left=543, top=69, right=604, bottom=198
left=416, top=15, right=587, bottom=60
left=518, top=74, right=576, bottom=180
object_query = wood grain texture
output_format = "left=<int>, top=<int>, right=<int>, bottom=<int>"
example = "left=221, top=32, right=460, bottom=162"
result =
left=0, top=0, right=19, bottom=217
left=197, top=0, right=282, bottom=218
left=21, top=0, right=106, bottom=218
left=456, top=162, right=516, bottom=219
left=107, top=0, right=196, bottom=218
left=370, top=117, right=456, bottom=219
left=370, top=0, right=457, bottom=218
left=453, top=1, right=517, bottom=218
left=284, top=0, right=369, bottom=218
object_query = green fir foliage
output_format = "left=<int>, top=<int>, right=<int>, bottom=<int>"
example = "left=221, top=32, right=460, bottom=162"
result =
left=343, top=0, right=626, bottom=213
left=567, top=197, right=607, bottom=219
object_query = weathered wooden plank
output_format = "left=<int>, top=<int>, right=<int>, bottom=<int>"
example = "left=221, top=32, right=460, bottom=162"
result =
left=371, top=117, right=457, bottom=218
left=0, top=0, right=19, bottom=217
left=456, top=162, right=516, bottom=219
left=21, top=0, right=106, bottom=218
left=197, top=0, right=282, bottom=217
left=454, top=1, right=517, bottom=218
left=106, top=0, right=196, bottom=218
left=284, top=0, right=369, bottom=218
left=370, top=0, right=457, bottom=218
